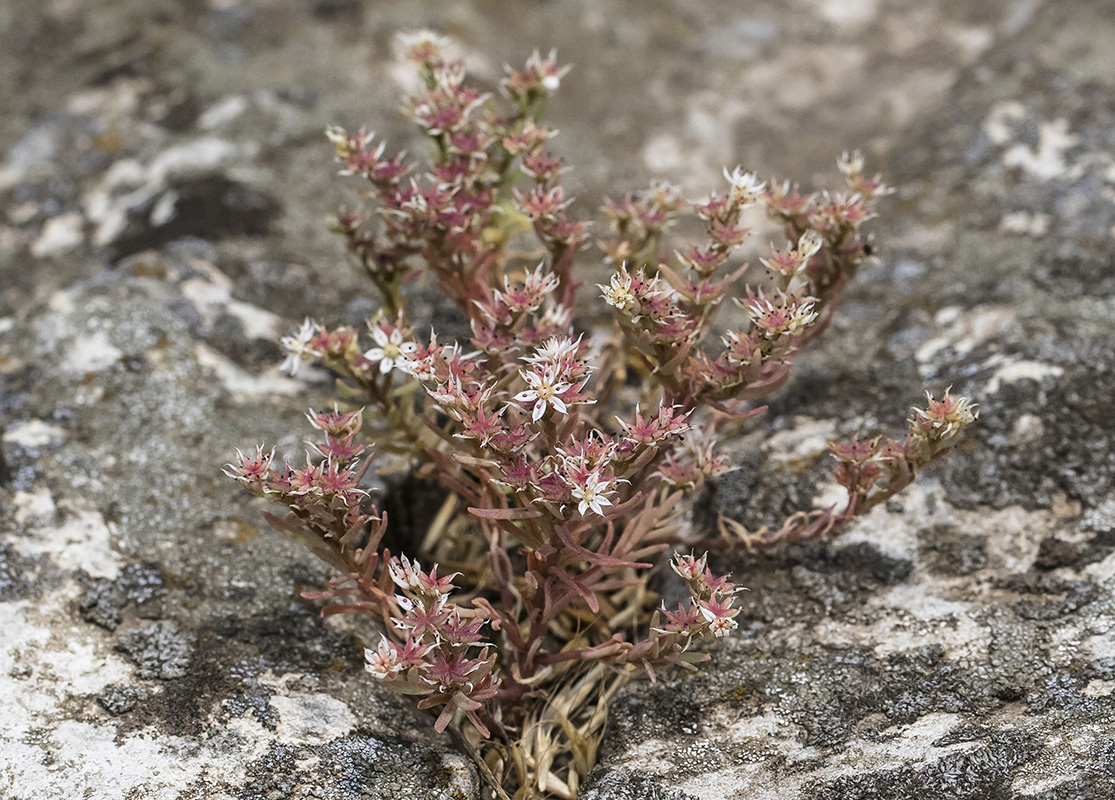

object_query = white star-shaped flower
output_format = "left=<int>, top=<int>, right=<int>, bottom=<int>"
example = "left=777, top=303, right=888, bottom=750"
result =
left=364, top=636, right=402, bottom=680
left=570, top=472, right=614, bottom=517
left=279, top=318, right=320, bottom=376
left=365, top=327, right=418, bottom=374
left=514, top=368, right=571, bottom=422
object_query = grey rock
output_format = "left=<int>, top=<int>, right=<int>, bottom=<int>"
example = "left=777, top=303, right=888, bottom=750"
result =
left=2, top=0, right=1114, bottom=798
left=0, top=541, right=46, bottom=602
left=583, top=2, right=1115, bottom=797
left=116, top=620, right=194, bottom=680
left=96, top=684, right=141, bottom=715
left=920, top=524, right=989, bottom=576
left=79, top=562, right=165, bottom=630
left=582, top=770, right=699, bottom=800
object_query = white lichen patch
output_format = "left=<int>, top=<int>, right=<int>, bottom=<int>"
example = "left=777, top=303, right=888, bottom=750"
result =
left=812, top=480, right=850, bottom=513
left=675, top=762, right=805, bottom=800
left=834, top=481, right=947, bottom=562
left=721, top=710, right=815, bottom=757
left=179, top=259, right=283, bottom=341
left=1009, top=413, right=1045, bottom=445
left=999, top=210, right=1051, bottom=237
left=193, top=344, right=302, bottom=399
left=762, top=417, right=838, bottom=466
left=3, top=419, right=66, bottom=447
left=12, top=504, right=121, bottom=579
left=657, top=711, right=977, bottom=800
left=83, top=158, right=149, bottom=247
left=1085, top=547, right=1115, bottom=584
left=269, top=693, right=358, bottom=746
left=61, top=328, right=123, bottom=374
left=813, top=586, right=988, bottom=661
left=915, top=305, right=1015, bottom=369
left=1, top=603, right=54, bottom=740
left=874, top=586, right=986, bottom=657
left=30, top=212, right=84, bottom=258
left=1003, top=118, right=1080, bottom=180
left=146, top=138, right=250, bottom=185
left=0, top=717, right=261, bottom=800
left=0, top=587, right=308, bottom=800
left=809, top=0, right=880, bottom=29
left=807, top=484, right=1077, bottom=662
left=825, top=713, right=973, bottom=776
left=1082, top=679, right=1115, bottom=698
left=1009, top=724, right=1106, bottom=796
left=976, top=501, right=1071, bottom=574
left=1, top=591, right=134, bottom=736
left=983, top=100, right=1027, bottom=146
left=83, top=138, right=257, bottom=248
left=982, top=357, right=1064, bottom=397
left=1083, top=629, right=1115, bottom=662
left=1047, top=623, right=1085, bottom=668
left=198, top=95, right=251, bottom=130
left=13, top=488, right=57, bottom=527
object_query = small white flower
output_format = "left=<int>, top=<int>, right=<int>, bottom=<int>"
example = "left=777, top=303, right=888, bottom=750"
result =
left=514, top=368, right=571, bottom=422
left=571, top=472, right=614, bottom=517
left=399, top=355, right=434, bottom=381
left=698, top=602, right=739, bottom=639
left=599, top=266, right=639, bottom=315
left=536, top=301, right=572, bottom=332
left=745, top=297, right=818, bottom=338
left=521, top=262, right=561, bottom=296
left=796, top=230, right=824, bottom=261
left=325, top=125, right=349, bottom=148
left=388, top=555, right=422, bottom=591
left=837, top=150, right=865, bottom=179
left=280, top=318, right=321, bottom=376
left=525, top=49, right=570, bottom=96
left=364, top=637, right=402, bottom=680
left=526, top=335, right=582, bottom=367
left=365, top=326, right=419, bottom=374
left=670, top=552, right=707, bottom=582
left=787, top=302, right=818, bottom=336
left=397, top=29, right=451, bottom=54
left=723, top=167, right=766, bottom=205
left=707, top=615, right=738, bottom=639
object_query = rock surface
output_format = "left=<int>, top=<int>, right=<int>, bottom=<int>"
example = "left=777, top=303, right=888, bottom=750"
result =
left=2, top=1, right=1113, bottom=799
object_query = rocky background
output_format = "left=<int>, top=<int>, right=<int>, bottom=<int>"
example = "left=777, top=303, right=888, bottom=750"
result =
left=2, top=1, right=1114, bottom=798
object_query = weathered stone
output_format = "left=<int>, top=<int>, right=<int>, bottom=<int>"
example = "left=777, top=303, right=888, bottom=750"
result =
left=2, top=0, right=1113, bottom=798
left=116, top=620, right=194, bottom=680
left=97, top=684, right=142, bottom=715
left=579, top=2, right=1115, bottom=796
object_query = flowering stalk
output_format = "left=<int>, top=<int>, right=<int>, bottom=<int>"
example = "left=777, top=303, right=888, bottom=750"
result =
left=229, top=32, right=976, bottom=800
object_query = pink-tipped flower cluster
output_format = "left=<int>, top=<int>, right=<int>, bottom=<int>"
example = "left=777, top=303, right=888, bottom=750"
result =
left=230, top=33, right=975, bottom=800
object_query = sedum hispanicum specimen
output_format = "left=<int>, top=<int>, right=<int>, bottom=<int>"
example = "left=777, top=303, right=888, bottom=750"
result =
left=226, top=31, right=977, bottom=800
